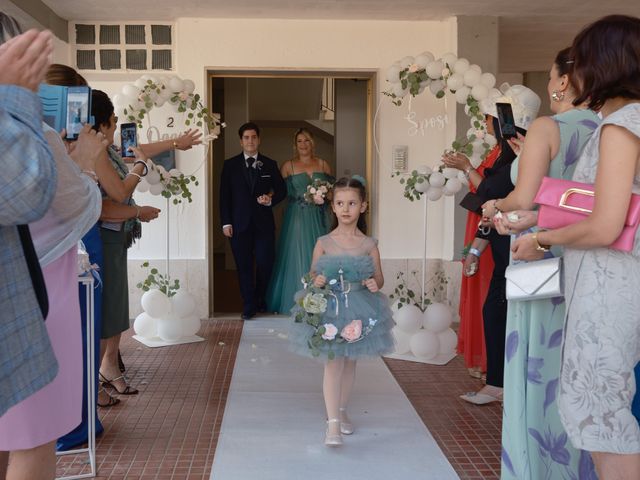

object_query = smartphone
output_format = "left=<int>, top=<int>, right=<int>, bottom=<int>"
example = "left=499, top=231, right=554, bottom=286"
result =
left=495, top=102, right=517, bottom=140
left=65, top=86, right=91, bottom=141
left=120, top=123, right=138, bottom=158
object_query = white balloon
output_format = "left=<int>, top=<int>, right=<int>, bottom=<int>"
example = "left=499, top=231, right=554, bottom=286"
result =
left=156, top=165, right=168, bottom=176
left=417, top=165, right=433, bottom=175
left=181, top=315, right=201, bottom=337
left=486, top=133, right=498, bottom=146
left=470, top=151, right=484, bottom=168
left=463, top=69, right=482, bottom=87
left=426, top=187, right=443, bottom=201
left=446, top=73, right=464, bottom=92
left=168, top=76, right=184, bottom=93
left=468, top=64, right=482, bottom=74
left=154, top=97, right=166, bottom=107
left=457, top=170, right=469, bottom=183
left=159, top=87, right=173, bottom=100
left=480, top=72, right=496, bottom=89
left=442, top=167, right=459, bottom=179
left=441, top=52, right=458, bottom=67
left=134, top=78, right=146, bottom=89
left=399, top=56, right=415, bottom=68
left=428, top=171, right=446, bottom=187
left=455, top=86, right=471, bottom=105
left=414, top=53, right=434, bottom=68
left=443, top=178, right=462, bottom=195
left=472, top=138, right=485, bottom=154
left=391, top=82, right=408, bottom=98
left=133, top=312, right=157, bottom=338
left=386, top=64, right=402, bottom=83
left=149, top=182, right=165, bottom=195
left=429, top=80, right=445, bottom=96
left=122, top=84, right=141, bottom=98
left=137, top=177, right=150, bottom=193
left=141, top=289, right=171, bottom=319
left=390, top=299, right=402, bottom=313
left=393, top=304, right=422, bottom=334
left=157, top=315, right=182, bottom=342
left=423, top=302, right=453, bottom=333
left=425, top=60, right=444, bottom=80
left=471, top=84, right=489, bottom=101
left=453, top=58, right=470, bottom=74
left=112, top=94, right=123, bottom=107
left=414, top=179, right=430, bottom=193
left=183, top=79, right=195, bottom=94
left=410, top=330, right=439, bottom=360
left=392, top=326, right=412, bottom=354
left=437, top=328, right=458, bottom=354
left=169, top=168, right=182, bottom=178
left=171, top=290, right=196, bottom=318
left=146, top=168, right=161, bottom=185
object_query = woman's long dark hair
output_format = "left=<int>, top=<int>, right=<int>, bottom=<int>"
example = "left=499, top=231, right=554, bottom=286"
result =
left=330, top=176, right=367, bottom=234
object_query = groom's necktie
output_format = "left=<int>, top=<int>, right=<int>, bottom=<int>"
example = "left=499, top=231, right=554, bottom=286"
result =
left=246, top=156, right=256, bottom=184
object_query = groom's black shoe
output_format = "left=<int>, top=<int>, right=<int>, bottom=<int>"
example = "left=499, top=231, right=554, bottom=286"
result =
left=241, top=311, right=255, bottom=320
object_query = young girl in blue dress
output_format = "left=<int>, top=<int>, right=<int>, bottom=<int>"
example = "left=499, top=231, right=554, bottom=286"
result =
left=289, top=176, right=395, bottom=447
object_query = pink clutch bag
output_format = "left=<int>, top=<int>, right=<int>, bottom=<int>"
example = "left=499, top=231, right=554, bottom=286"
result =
left=534, top=176, right=640, bottom=252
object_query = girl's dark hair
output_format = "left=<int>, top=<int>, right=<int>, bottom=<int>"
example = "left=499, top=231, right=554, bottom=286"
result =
left=554, top=47, right=574, bottom=78
left=331, top=176, right=367, bottom=234
left=46, top=64, right=88, bottom=87
left=90, top=89, right=114, bottom=131
left=571, top=15, right=640, bottom=110
left=0, top=13, right=22, bottom=44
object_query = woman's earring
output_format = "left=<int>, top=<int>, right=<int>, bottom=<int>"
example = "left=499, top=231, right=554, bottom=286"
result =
left=551, top=90, right=565, bottom=102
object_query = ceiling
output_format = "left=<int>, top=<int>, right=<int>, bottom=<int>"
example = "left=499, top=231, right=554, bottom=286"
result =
left=40, top=0, right=640, bottom=72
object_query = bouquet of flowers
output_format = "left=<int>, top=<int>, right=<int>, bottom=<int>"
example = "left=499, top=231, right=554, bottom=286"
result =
left=294, top=273, right=378, bottom=359
left=303, top=178, right=333, bottom=206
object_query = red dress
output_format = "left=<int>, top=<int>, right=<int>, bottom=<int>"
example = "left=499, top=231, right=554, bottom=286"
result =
left=456, top=146, right=500, bottom=372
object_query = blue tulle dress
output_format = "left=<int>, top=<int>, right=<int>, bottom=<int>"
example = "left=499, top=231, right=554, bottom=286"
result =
left=289, top=235, right=395, bottom=359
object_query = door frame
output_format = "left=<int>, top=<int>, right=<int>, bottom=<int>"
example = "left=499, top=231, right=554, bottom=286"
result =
left=205, top=68, right=378, bottom=317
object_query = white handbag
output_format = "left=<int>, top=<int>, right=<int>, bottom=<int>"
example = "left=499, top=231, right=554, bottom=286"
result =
left=505, top=257, right=563, bottom=301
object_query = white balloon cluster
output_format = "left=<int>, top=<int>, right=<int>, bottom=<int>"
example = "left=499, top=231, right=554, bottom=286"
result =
left=112, top=75, right=223, bottom=142
left=136, top=159, right=198, bottom=205
left=391, top=302, right=457, bottom=361
left=385, top=51, right=503, bottom=166
left=410, top=165, right=463, bottom=202
left=134, top=289, right=201, bottom=342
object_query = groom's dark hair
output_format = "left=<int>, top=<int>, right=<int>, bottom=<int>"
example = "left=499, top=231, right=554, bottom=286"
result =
left=238, top=122, right=260, bottom=138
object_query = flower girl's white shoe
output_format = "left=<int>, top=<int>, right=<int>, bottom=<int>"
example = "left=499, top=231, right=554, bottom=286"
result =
left=325, top=419, right=343, bottom=447
left=339, top=408, right=354, bottom=435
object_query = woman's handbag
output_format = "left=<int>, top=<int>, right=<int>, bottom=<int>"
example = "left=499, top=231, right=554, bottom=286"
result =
left=505, top=257, right=563, bottom=301
left=534, top=176, right=640, bottom=252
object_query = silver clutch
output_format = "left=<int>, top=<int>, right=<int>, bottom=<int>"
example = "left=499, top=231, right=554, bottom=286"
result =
left=505, top=257, right=563, bottom=301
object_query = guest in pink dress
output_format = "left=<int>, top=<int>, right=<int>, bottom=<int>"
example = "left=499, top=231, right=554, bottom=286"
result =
left=0, top=109, right=104, bottom=479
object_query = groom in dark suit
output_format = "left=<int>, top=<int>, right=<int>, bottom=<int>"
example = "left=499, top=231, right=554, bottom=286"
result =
left=220, top=122, right=286, bottom=319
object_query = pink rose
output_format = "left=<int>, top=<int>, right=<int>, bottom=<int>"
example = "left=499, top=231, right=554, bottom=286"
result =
left=341, top=319, right=362, bottom=342
left=408, top=63, right=419, bottom=73
left=322, top=323, right=338, bottom=340
left=313, top=192, right=325, bottom=205
left=179, top=92, right=189, bottom=101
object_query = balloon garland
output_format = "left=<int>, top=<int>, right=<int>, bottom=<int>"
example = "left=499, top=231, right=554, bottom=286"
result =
left=112, top=75, right=225, bottom=203
left=384, top=52, right=501, bottom=201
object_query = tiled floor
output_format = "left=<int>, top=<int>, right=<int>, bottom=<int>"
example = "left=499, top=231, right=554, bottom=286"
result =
left=56, top=319, right=502, bottom=480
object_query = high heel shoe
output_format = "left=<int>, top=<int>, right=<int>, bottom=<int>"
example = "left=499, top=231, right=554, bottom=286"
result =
left=339, top=408, right=354, bottom=435
left=325, top=419, right=343, bottom=447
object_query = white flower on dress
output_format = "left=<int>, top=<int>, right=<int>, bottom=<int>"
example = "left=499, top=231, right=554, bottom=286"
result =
left=302, top=292, right=327, bottom=314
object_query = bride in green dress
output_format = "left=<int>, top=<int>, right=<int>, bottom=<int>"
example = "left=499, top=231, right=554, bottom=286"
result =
left=266, top=128, right=334, bottom=314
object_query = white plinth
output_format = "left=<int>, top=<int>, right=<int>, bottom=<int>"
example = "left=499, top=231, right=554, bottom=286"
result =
left=384, top=351, right=457, bottom=365
left=132, top=334, right=205, bottom=347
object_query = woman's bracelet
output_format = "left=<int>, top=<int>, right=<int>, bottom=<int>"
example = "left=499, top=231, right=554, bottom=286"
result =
left=133, top=159, right=148, bottom=176
left=468, top=247, right=482, bottom=257
left=82, top=170, right=98, bottom=183
left=127, top=171, right=142, bottom=182
left=172, top=140, right=178, bottom=150
left=464, top=166, right=473, bottom=180
left=532, top=233, right=550, bottom=252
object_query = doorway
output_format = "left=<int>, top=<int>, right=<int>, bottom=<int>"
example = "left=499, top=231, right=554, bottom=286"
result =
left=206, top=71, right=375, bottom=316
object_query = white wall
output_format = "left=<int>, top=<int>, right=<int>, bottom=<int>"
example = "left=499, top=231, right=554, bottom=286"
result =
left=50, top=17, right=463, bottom=316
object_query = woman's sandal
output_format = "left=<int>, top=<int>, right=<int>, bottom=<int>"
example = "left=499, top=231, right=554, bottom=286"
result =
left=97, top=387, right=121, bottom=408
left=339, top=408, right=354, bottom=435
left=100, top=372, right=139, bottom=395
left=325, top=419, right=343, bottom=447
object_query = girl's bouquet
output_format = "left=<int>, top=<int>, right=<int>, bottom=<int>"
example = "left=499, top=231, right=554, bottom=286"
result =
left=303, top=178, right=333, bottom=205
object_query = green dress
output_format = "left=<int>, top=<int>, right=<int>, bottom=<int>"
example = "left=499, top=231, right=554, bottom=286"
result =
left=501, top=109, right=600, bottom=479
left=266, top=172, right=333, bottom=314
